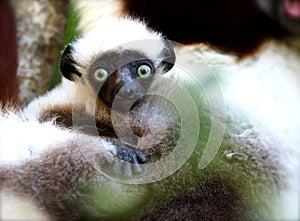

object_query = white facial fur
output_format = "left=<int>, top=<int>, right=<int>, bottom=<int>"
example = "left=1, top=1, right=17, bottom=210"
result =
left=71, top=18, right=167, bottom=78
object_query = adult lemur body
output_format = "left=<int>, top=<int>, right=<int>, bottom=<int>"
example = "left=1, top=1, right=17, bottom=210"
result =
left=0, top=6, right=299, bottom=221
left=70, top=1, right=300, bottom=220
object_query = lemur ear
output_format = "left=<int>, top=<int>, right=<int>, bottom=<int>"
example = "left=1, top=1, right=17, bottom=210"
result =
left=161, top=38, right=176, bottom=73
left=60, top=44, right=81, bottom=81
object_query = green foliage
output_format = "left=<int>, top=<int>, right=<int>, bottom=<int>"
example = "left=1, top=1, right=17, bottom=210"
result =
left=48, top=2, right=80, bottom=90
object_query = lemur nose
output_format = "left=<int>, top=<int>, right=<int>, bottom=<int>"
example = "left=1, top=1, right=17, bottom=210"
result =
left=118, top=86, right=136, bottom=100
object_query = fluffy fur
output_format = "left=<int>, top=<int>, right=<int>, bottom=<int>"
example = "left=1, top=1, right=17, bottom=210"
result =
left=184, top=37, right=300, bottom=219
left=0, top=108, right=115, bottom=220
left=1, top=44, right=297, bottom=221
left=1, top=3, right=299, bottom=221
left=25, top=16, right=175, bottom=162
left=0, top=16, right=180, bottom=220
left=73, top=0, right=125, bottom=34
left=68, top=1, right=300, bottom=220
left=25, top=16, right=174, bottom=112
left=226, top=39, right=300, bottom=219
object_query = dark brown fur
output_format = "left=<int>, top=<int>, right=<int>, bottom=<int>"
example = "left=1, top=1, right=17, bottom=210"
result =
left=39, top=104, right=116, bottom=138
left=139, top=180, right=259, bottom=221
left=0, top=137, right=110, bottom=221
left=38, top=94, right=181, bottom=162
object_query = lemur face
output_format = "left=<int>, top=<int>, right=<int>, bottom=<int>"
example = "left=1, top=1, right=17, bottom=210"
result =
left=60, top=43, right=174, bottom=112
left=256, top=0, right=300, bottom=34
left=88, top=50, right=156, bottom=112
left=59, top=19, right=175, bottom=113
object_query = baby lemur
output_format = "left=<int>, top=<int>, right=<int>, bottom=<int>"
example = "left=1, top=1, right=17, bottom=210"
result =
left=25, top=17, right=176, bottom=164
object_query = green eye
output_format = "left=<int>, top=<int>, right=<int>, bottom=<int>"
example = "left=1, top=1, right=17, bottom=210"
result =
left=94, top=68, right=108, bottom=82
left=137, top=64, right=152, bottom=78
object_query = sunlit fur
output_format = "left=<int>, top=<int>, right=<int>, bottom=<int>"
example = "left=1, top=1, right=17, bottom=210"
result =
left=25, top=17, right=173, bottom=119
left=0, top=107, right=117, bottom=220
left=224, top=39, right=300, bottom=220
left=72, top=18, right=168, bottom=77
left=73, top=0, right=125, bottom=34
left=1, top=2, right=300, bottom=221
left=2, top=42, right=299, bottom=220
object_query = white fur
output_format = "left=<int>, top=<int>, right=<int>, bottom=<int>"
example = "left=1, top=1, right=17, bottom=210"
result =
left=175, top=41, right=300, bottom=220
left=71, top=17, right=165, bottom=75
left=23, top=78, right=94, bottom=119
left=22, top=38, right=300, bottom=220
left=224, top=40, right=300, bottom=154
left=219, top=39, right=300, bottom=220
left=73, top=0, right=125, bottom=34
left=0, top=189, right=51, bottom=221
left=0, top=112, right=69, bottom=165
left=23, top=16, right=171, bottom=125
left=5, top=2, right=300, bottom=218
left=0, top=109, right=116, bottom=221
left=0, top=110, right=116, bottom=166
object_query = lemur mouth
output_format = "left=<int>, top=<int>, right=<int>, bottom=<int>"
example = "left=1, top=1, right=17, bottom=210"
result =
left=284, top=0, right=300, bottom=19
left=112, top=97, right=143, bottom=113
left=119, top=98, right=133, bottom=106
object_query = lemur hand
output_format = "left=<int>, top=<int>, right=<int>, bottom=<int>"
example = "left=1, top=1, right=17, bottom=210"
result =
left=109, top=139, right=147, bottom=175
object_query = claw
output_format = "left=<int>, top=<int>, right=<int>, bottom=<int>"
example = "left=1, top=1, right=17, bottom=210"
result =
left=132, top=148, right=147, bottom=163
left=133, top=163, right=142, bottom=174
left=116, top=146, right=146, bottom=164
left=108, top=139, right=147, bottom=176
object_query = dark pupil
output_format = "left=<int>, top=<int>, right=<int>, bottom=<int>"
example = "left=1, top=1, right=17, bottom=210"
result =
left=98, top=71, right=104, bottom=78
left=141, top=67, right=147, bottom=74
